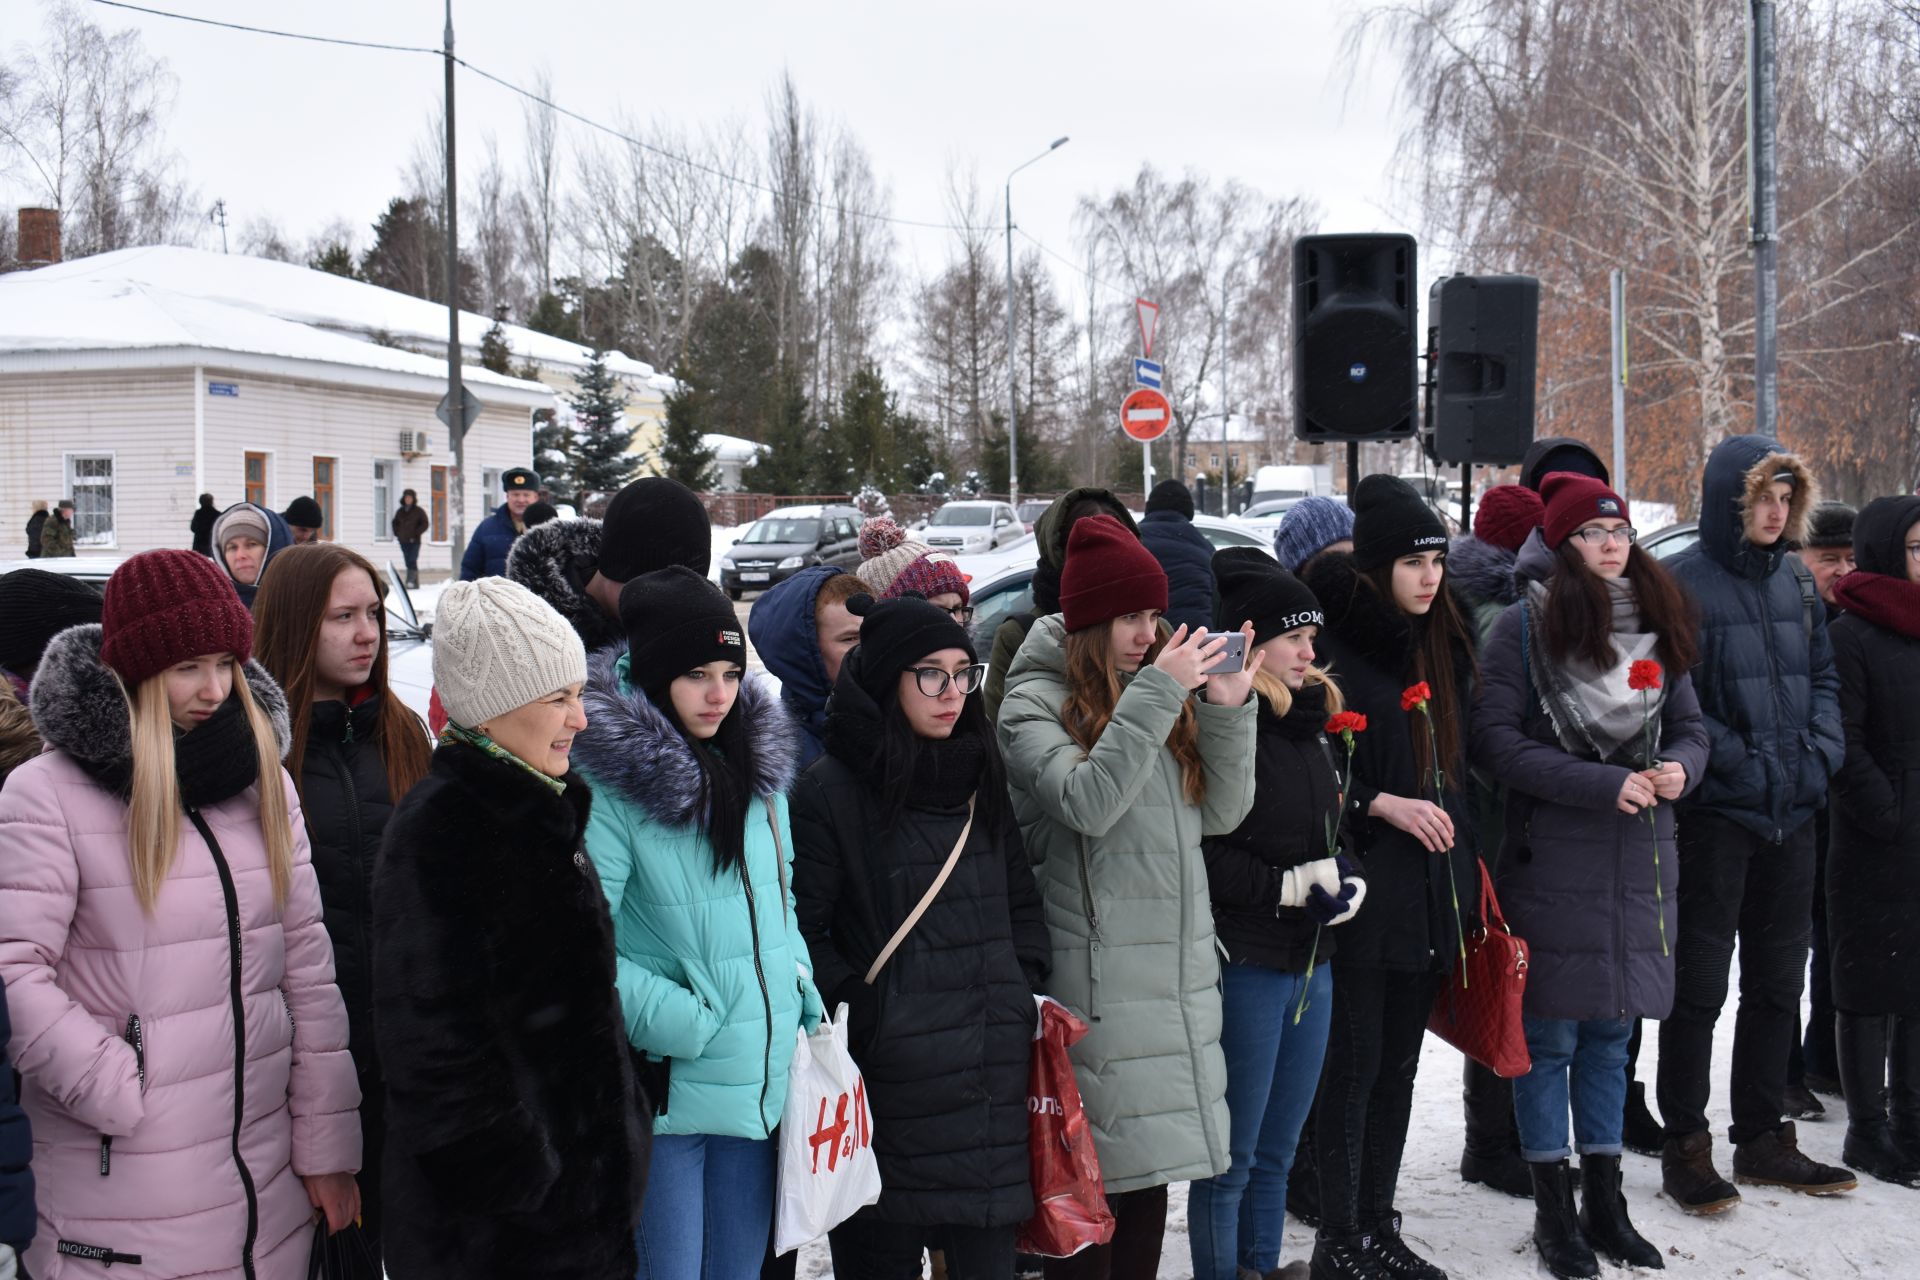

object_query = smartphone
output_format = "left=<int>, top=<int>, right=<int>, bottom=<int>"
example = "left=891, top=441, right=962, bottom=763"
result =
left=1205, top=630, right=1247, bottom=675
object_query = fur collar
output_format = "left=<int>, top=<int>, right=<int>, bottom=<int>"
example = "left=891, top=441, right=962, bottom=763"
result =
left=1697, top=436, right=1817, bottom=577
left=30, top=623, right=290, bottom=769
left=1447, top=535, right=1521, bottom=609
left=432, top=738, right=593, bottom=848
left=1304, top=552, right=1419, bottom=676
left=571, top=641, right=798, bottom=829
left=506, top=517, right=626, bottom=653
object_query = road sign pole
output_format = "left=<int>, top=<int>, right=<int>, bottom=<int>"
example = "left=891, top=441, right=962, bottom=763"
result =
left=443, top=0, right=466, bottom=574
left=1143, top=441, right=1152, bottom=498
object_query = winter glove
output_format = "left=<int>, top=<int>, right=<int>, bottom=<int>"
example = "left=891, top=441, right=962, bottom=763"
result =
left=0, top=1242, right=15, bottom=1280
left=1277, top=856, right=1346, bottom=910
left=1306, top=872, right=1368, bottom=926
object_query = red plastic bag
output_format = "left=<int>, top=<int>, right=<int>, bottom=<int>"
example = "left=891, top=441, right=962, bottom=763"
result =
left=1016, top=1000, right=1116, bottom=1257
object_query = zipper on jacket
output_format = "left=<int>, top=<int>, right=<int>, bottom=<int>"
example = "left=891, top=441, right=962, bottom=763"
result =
left=186, top=807, right=260, bottom=1280
left=1075, top=832, right=1102, bottom=1020
left=328, top=730, right=376, bottom=1020
left=99, top=1014, right=145, bottom=1175
left=1755, top=577, right=1787, bottom=843
left=738, top=850, right=777, bottom=1137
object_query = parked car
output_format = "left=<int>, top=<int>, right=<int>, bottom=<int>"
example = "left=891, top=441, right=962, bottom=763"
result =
left=1015, top=500, right=1051, bottom=533
left=923, top=501, right=1025, bottom=555
left=1641, top=521, right=1699, bottom=561
left=717, top=503, right=864, bottom=599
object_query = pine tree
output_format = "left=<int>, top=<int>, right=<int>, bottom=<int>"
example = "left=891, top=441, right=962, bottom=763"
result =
left=532, top=408, right=574, bottom=502
left=309, top=242, right=358, bottom=279
left=742, top=368, right=815, bottom=495
left=567, top=349, right=637, bottom=502
left=479, top=305, right=513, bottom=375
left=657, top=375, right=719, bottom=491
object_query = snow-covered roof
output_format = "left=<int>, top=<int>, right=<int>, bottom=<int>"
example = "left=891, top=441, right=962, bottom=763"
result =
left=0, top=270, right=551, bottom=401
left=3, top=245, right=674, bottom=395
left=702, top=432, right=767, bottom=462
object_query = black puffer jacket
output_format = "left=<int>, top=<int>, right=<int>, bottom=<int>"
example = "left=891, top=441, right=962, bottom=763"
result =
left=1304, top=553, right=1477, bottom=973
left=790, top=659, right=1051, bottom=1228
left=1666, top=436, right=1842, bottom=842
left=1138, top=510, right=1216, bottom=634
left=1203, top=680, right=1353, bottom=971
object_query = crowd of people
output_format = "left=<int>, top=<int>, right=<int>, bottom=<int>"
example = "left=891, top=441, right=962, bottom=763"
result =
left=0, top=433, right=1915, bottom=1280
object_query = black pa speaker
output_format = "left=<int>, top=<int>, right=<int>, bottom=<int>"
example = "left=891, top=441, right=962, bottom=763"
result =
left=1292, top=233, right=1419, bottom=444
left=1424, top=274, right=1539, bottom=466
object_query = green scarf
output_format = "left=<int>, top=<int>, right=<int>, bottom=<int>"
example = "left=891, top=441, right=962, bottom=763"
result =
left=439, top=722, right=567, bottom=795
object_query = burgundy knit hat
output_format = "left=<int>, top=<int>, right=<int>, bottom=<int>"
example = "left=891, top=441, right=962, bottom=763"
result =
left=884, top=551, right=970, bottom=606
left=1472, top=484, right=1547, bottom=553
left=1060, top=514, right=1167, bottom=632
left=100, top=549, right=253, bottom=686
left=1541, top=472, right=1632, bottom=549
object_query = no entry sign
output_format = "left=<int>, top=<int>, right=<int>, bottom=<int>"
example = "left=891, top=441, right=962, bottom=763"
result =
left=1120, top=386, right=1172, bottom=442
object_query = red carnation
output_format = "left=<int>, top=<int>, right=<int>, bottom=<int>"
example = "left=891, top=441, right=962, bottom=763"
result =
left=1400, top=682, right=1432, bottom=712
left=1325, top=711, right=1368, bottom=736
left=1628, top=660, right=1663, bottom=692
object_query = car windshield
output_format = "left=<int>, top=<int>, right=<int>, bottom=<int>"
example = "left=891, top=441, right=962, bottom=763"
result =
left=931, top=505, right=994, bottom=527
left=1017, top=502, right=1049, bottom=521
left=740, top=518, right=821, bottom=545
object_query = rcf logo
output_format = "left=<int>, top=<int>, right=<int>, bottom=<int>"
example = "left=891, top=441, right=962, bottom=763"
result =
left=1029, top=1094, right=1064, bottom=1117
left=717, top=629, right=743, bottom=646
left=807, top=1078, right=872, bottom=1173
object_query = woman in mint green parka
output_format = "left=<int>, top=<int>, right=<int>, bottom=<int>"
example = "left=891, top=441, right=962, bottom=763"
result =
left=572, top=567, right=822, bottom=1280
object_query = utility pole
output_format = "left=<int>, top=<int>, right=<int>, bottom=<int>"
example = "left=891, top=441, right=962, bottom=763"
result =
left=444, top=0, right=467, bottom=570
left=1004, top=137, right=1067, bottom=508
left=1610, top=269, right=1629, bottom=498
left=1749, top=0, right=1779, bottom=439
left=1221, top=278, right=1230, bottom=516
left=210, top=199, right=228, bottom=254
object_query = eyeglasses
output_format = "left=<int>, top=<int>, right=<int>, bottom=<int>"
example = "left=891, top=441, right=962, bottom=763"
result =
left=1906, top=543, right=1920, bottom=561
left=1572, top=526, right=1638, bottom=547
left=908, top=664, right=986, bottom=697
left=943, top=604, right=975, bottom=625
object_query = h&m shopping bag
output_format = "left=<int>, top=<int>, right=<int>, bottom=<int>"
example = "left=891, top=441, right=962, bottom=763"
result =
left=774, top=1004, right=881, bottom=1254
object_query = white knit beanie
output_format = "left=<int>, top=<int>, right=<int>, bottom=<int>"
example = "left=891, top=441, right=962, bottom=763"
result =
left=433, top=577, right=587, bottom=729
left=854, top=517, right=933, bottom=596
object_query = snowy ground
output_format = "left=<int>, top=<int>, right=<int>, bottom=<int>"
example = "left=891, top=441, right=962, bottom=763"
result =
left=796, top=972, right=1918, bottom=1278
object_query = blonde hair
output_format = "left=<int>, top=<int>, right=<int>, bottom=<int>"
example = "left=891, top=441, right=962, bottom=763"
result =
left=126, top=666, right=293, bottom=914
left=1250, top=664, right=1345, bottom=720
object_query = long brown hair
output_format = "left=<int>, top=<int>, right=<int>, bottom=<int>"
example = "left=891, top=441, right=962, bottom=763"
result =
left=1360, top=562, right=1476, bottom=786
left=252, top=544, right=430, bottom=805
left=1060, top=619, right=1207, bottom=806
left=1541, top=541, right=1699, bottom=674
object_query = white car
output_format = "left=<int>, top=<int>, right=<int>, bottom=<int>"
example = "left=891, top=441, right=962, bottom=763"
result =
left=922, top=501, right=1026, bottom=556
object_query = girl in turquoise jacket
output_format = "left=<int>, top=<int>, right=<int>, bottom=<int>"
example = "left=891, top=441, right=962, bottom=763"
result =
left=573, top=567, right=822, bottom=1280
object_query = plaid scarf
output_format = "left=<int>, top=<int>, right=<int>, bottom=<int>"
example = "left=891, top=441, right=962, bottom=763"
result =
left=1524, top=576, right=1665, bottom=766
left=439, top=721, right=567, bottom=795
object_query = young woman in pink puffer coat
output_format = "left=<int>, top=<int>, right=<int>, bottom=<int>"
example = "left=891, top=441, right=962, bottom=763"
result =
left=0, top=550, right=362, bottom=1280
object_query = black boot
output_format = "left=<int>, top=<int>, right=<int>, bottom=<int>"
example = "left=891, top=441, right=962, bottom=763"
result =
left=1659, top=1130, right=1740, bottom=1215
left=1622, top=1080, right=1664, bottom=1157
left=1578, top=1154, right=1664, bottom=1269
left=1836, top=1011, right=1919, bottom=1185
left=1367, top=1212, right=1446, bottom=1280
left=1732, top=1121, right=1858, bottom=1195
left=1889, top=1015, right=1920, bottom=1164
left=1459, top=1059, right=1531, bottom=1196
left=1309, top=1231, right=1386, bottom=1280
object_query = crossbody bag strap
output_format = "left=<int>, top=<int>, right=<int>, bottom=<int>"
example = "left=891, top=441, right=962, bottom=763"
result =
left=765, top=801, right=790, bottom=906
left=865, top=795, right=977, bottom=986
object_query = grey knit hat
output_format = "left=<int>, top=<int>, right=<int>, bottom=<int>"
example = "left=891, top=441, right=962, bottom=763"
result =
left=1273, top=496, right=1356, bottom=574
left=433, top=577, right=587, bottom=729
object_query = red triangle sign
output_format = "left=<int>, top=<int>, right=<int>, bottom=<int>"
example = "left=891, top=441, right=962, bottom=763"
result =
left=1135, top=298, right=1160, bottom=359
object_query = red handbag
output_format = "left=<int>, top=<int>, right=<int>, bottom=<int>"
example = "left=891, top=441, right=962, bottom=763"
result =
left=1427, top=857, right=1532, bottom=1078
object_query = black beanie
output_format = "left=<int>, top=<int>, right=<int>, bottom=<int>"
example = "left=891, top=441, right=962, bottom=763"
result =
left=1520, top=437, right=1611, bottom=492
left=599, top=477, right=712, bottom=584
left=619, top=566, right=745, bottom=690
left=1212, top=548, right=1324, bottom=645
left=1852, top=496, right=1920, bottom=579
left=1351, top=474, right=1449, bottom=571
left=283, top=496, right=324, bottom=530
left=1801, top=501, right=1857, bottom=551
left=0, top=569, right=105, bottom=673
left=845, top=593, right=974, bottom=708
left=1146, top=479, right=1195, bottom=520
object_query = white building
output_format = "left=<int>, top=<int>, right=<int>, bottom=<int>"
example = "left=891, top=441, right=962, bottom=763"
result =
left=702, top=433, right=767, bottom=491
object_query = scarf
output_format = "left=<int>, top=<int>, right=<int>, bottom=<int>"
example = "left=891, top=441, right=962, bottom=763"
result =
left=1832, top=571, right=1920, bottom=641
left=439, top=721, right=567, bottom=795
left=79, top=693, right=262, bottom=806
left=1524, top=575, right=1666, bottom=765
left=908, top=731, right=986, bottom=810
left=1266, top=678, right=1329, bottom=740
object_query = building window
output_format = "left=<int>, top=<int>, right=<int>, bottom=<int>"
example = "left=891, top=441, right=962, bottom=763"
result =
left=312, top=457, right=336, bottom=541
left=430, top=466, right=448, bottom=541
left=1210, top=452, right=1220, bottom=469
left=372, top=459, right=395, bottom=540
left=64, top=453, right=115, bottom=547
left=482, top=468, right=502, bottom=513
left=244, top=451, right=269, bottom=508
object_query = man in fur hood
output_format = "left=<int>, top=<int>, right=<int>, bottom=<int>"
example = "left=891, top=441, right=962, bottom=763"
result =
left=1656, top=435, right=1853, bottom=1212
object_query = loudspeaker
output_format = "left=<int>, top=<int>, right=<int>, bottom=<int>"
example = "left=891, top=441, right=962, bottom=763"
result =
left=1292, top=233, right=1419, bottom=444
left=1424, top=274, right=1539, bottom=466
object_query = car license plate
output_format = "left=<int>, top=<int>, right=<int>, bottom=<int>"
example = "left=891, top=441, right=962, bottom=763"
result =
left=741, top=572, right=770, bottom=583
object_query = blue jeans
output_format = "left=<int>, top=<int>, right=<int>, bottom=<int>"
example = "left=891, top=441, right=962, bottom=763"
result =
left=1188, top=962, right=1333, bottom=1280
left=1512, top=1014, right=1633, bottom=1162
left=635, top=1132, right=775, bottom=1280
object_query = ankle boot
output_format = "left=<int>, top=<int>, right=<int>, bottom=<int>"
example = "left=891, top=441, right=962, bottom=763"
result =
left=1837, top=1012, right=1920, bottom=1185
left=1622, top=1080, right=1664, bottom=1157
left=1733, top=1121, right=1857, bottom=1195
left=1527, top=1161, right=1599, bottom=1280
left=1887, top=1015, right=1920, bottom=1165
left=1460, top=1060, right=1530, bottom=1196
left=1309, top=1231, right=1386, bottom=1280
left=1578, top=1154, right=1663, bottom=1268
left=1660, top=1130, right=1740, bottom=1215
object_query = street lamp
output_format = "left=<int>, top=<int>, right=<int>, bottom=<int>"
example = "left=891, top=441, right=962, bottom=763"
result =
left=1005, top=135, right=1069, bottom=510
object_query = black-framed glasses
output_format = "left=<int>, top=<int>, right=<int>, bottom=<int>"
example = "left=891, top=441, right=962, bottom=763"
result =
left=908, top=664, right=986, bottom=697
left=943, top=604, right=975, bottom=625
left=1906, top=542, right=1920, bottom=562
left=1572, top=525, right=1638, bottom=547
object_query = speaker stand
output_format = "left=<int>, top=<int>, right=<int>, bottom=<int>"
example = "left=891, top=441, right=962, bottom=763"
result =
left=1458, top=462, right=1474, bottom=530
left=1346, top=442, right=1361, bottom=501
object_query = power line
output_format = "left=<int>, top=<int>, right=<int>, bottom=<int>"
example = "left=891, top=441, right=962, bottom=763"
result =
left=1015, top=228, right=1131, bottom=298
left=87, top=0, right=995, bottom=234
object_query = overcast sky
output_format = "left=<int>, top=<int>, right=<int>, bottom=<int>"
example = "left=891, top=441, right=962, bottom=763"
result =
left=12, top=0, right=1436, bottom=300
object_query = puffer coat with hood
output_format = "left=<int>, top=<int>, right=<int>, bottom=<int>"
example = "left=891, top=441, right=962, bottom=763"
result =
left=997, top=614, right=1257, bottom=1194
left=0, top=625, right=360, bottom=1280
left=1665, top=436, right=1842, bottom=842
left=747, top=565, right=848, bottom=767
left=505, top=517, right=627, bottom=654
left=212, top=503, right=294, bottom=610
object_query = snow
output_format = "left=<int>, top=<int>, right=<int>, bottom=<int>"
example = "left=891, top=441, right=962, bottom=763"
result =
left=2, top=245, right=675, bottom=393
left=704, top=433, right=768, bottom=461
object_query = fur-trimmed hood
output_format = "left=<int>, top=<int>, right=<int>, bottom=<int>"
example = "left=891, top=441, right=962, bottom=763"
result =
left=1698, top=435, right=1817, bottom=578
left=28, top=623, right=291, bottom=769
left=571, top=641, right=798, bottom=830
left=506, top=516, right=626, bottom=653
left=1447, top=534, right=1522, bottom=610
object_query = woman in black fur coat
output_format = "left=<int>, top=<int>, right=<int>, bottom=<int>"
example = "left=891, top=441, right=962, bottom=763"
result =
left=373, top=579, right=648, bottom=1279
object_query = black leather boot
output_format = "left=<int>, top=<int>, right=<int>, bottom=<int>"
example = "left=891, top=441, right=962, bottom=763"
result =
left=1460, top=1059, right=1531, bottom=1196
left=1578, top=1154, right=1663, bottom=1268
left=1528, top=1161, right=1599, bottom=1279
left=1837, top=1011, right=1920, bottom=1185
left=1889, top=1015, right=1920, bottom=1165
left=1622, top=1080, right=1664, bottom=1157
left=1309, top=1231, right=1386, bottom=1280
